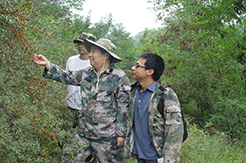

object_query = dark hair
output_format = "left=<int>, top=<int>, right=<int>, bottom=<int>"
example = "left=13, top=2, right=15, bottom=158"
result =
left=139, top=53, right=165, bottom=81
left=97, top=46, right=108, bottom=54
left=97, top=46, right=113, bottom=63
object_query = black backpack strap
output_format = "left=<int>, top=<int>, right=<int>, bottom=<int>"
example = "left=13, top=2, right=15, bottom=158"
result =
left=157, top=83, right=168, bottom=117
left=181, top=111, right=188, bottom=142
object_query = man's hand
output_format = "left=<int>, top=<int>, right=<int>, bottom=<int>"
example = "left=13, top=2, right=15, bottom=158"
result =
left=116, top=137, right=125, bottom=147
left=32, top=53, right=50, bottom=70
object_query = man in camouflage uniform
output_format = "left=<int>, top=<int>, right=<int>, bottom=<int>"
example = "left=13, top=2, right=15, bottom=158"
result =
left=32, top=38, right=131, bottom=163
left=124, top=53, right=183, bottom=163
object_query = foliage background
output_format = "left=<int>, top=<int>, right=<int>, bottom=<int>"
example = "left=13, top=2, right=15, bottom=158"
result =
left=1, top=0, right=246, bottom=162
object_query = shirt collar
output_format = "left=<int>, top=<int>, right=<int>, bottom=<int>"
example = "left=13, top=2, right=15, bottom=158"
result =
left=147, top=81, right=157, bottom=92
left=105, top=63, right=115, bottom=74
left=136, top=81, right=157, bottom=93
left=89, top=63, right=115, bottom=74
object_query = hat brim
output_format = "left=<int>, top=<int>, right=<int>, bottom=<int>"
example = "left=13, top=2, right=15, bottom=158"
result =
left=73, top=39, right=84, bottom=43
left=84, top=39, right=122, bottom=63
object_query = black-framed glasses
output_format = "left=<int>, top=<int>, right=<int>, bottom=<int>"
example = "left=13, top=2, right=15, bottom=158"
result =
left=134, top=63, right=146, bottom=69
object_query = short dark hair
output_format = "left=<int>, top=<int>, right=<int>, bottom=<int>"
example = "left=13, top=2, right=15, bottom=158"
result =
left=97, top=46, right=114, bottom=63
left=98, top=46, right=108, bottom=54
left=139, top=53, right=165, bottom=81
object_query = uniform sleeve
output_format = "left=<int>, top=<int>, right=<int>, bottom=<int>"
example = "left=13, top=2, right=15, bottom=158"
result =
left=115, top=75, right=131, bottom=138
left=42, top=63, right=83, bottom=86
left=162, top=88, right=183, bottom=163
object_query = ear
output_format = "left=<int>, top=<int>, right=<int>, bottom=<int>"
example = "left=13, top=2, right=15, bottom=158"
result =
left=105, top=53, right=110, bottom=59
left=147, top=69, right=154, bottom=76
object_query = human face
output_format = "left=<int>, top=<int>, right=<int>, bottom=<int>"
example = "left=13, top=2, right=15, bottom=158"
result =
left=131, top=58, right=148, bottom=81
left=88, top=45, right=108, bottom=69
left=77, top=42, right=88, bottom=55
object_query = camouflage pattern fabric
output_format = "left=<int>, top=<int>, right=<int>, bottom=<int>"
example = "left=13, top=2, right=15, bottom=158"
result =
left=124, top=81, right=183, bottom=163
left=61, top=133, right=124, bottom=163
left=42, top=63, right=130, bottom=162
left=73, top=32, right=97, bottom=43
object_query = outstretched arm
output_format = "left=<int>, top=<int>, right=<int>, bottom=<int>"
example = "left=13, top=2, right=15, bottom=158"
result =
left=32, top=53, right=50, bottom=70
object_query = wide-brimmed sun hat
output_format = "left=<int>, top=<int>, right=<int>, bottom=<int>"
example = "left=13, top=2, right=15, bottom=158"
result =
left=84, top=38, right=122, bottom=63
left=73, top=32, right=96, bottom=43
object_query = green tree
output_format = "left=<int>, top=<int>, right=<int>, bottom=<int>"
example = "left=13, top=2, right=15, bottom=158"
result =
left=0, top=0, right=138, bottom=162
left=0, top=0, right=86, bottom=162
left=142, top=0, right=246, bottom=141
left=108, top=23, right=138, bottom=82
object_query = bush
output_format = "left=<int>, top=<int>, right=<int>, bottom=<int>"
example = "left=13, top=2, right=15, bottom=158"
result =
left=181, top=120, right=246, bottom=163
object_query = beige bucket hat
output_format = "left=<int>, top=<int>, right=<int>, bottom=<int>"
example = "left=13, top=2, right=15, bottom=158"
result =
left=84, top=38, right=122, bottom=63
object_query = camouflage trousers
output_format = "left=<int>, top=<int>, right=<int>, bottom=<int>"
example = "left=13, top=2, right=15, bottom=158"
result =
left=60, top=133, right=124, bottom=163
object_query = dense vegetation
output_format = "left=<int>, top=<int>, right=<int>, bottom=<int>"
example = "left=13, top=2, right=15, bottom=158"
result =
left=150, top=0, right=246, bottom=141
left=1, top=0, right=245, bottom=162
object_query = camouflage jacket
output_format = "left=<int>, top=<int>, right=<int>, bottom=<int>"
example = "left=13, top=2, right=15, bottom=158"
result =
left=124, top=81, right=183, bottom=163
left=43, top=63, right=131, bottom=140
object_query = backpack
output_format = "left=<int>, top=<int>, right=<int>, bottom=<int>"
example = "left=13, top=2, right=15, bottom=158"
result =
left=157, top=84, right=188, bottom=142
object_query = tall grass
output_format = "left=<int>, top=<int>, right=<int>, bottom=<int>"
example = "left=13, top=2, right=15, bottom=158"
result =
left=181, top=121, right=245, bottom=163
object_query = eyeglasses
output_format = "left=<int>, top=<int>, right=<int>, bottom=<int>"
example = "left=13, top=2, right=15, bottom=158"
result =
left=134, top=63, right=146, bottom=69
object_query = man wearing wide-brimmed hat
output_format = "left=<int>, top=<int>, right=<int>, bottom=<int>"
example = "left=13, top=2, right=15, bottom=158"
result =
left=32, top=38, right=131, bottom=163
left=65, top=32, right=96, bottom=129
